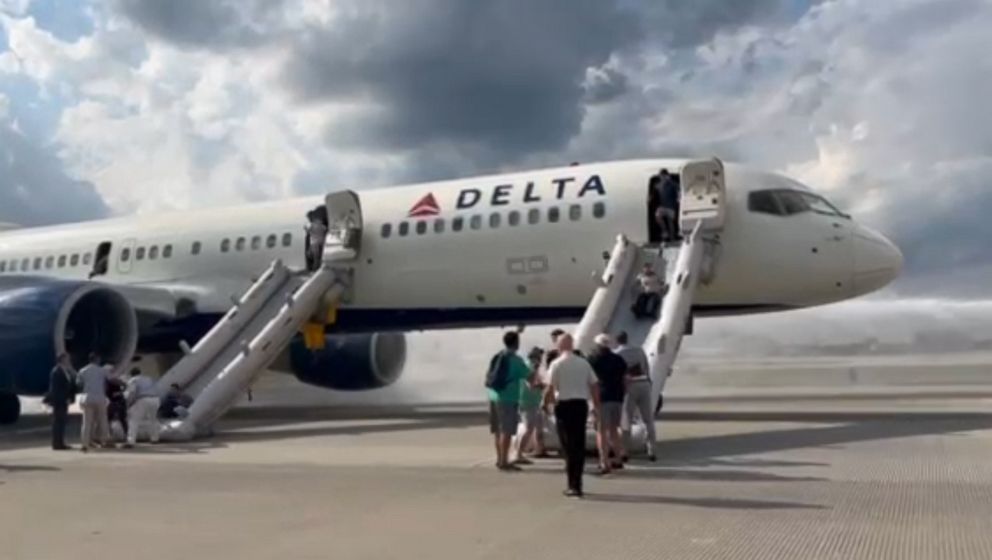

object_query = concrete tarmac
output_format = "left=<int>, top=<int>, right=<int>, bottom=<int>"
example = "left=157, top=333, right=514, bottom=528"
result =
left=4, top=391, right=992, bottom=559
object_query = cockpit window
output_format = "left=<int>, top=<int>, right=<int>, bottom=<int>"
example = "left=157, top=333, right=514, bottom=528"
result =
left=799, top=192, right=847, bottom=217
left=749, top=189, right=848, bottom=218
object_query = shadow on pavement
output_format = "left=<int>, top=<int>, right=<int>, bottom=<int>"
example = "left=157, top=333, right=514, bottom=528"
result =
left=583, top=493, right=825, bottom=510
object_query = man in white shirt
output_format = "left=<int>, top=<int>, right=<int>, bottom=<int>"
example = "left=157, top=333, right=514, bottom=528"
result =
left=77, top=352, right=111, bottom=452
left=615, top=331, right=656, bottom=461
left=124, top=368, right=160, bottom=448
left=544, top=334, right=599, bottom=498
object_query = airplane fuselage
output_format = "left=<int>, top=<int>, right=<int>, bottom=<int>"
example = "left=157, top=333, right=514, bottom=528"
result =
left=0, top=159, right=902, bottom=340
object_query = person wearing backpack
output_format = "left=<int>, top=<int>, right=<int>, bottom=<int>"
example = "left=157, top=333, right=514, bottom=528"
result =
left=485, top=331, right=532, bottom=471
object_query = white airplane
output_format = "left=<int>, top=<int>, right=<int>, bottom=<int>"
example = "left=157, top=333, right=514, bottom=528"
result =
left=0, top=158, right=902, bottom=428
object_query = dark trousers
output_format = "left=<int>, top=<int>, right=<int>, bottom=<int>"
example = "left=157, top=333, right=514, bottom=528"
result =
left=108, top=401, right=128, bottom=437
left=633, top=292, right=661, bottom=319
left=51, top=404, right=68, bottom=449
left=555, top=399, right=589, bottom=493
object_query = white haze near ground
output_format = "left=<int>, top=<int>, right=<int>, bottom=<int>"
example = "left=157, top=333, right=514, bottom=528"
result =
left=264, top=297, right=992, bottom=406
left=21, top=297, right=992, bottom=415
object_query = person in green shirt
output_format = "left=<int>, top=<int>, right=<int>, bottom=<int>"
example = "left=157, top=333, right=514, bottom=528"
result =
left=512, top=347, right=548, bottom=463
left=487, top=331, right=532, bottom=471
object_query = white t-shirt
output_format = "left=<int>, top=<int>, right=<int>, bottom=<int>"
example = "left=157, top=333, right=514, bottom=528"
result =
left=549, top=354, right=597, bottom=401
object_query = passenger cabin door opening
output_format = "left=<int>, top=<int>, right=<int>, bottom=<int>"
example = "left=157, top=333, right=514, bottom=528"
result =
left=647, top=169, right=682, bottom=246
left=89, top=241, right=112, bottom=279
left=322, top=190, right=363, bottom=262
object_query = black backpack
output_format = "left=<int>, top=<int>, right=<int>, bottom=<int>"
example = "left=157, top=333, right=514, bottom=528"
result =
left=484, top=351, right=511, bottom=391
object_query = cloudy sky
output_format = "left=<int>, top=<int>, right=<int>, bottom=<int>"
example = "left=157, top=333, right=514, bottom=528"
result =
left=1, top=0, right=990, bottom=303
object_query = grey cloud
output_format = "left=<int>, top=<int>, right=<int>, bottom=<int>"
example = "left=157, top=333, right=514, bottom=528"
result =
left=0, top=123, right=109, bottom=226
left=114, top=0, right=284, bottom=48
left=283, top=1, right=639, bottom=162
left=584, top=66, right=630, bottom=104
left=635, top=0, right=815, bottom=48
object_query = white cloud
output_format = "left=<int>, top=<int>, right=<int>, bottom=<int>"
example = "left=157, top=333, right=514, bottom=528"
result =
left=0, top=91, right=8, bottom=119
left=0, top=0, right=30, bottom=16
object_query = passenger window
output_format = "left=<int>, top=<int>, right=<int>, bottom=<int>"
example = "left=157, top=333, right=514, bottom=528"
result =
left=45, top=256, right=54, bottom=269
left=569, top=204, right=582, bottom=221
left=0, top=261, right=5, bottom=273
left=235, top=237, right=246, bottom=252
left=470, top=215, right=482, bottom=230
left=452, top=217, right=464, bottom=232
left=10, top=260, right=18, bottom=272
left=528, top=208, right=541, bottom=225
left=192, top=241, right=202, bottom=255
left=433, top=219, right=445, bottom=234
left=508, top=211, right=521, bottom=227
left=136, top=247, right=146, bottom=260
left=33, top=257, right=42, bottom=270
left=70, top=254, right=79, bottom=266
left=415, top=221, right=428, bottom=235
left=21, top=258, right=29, bottom=271
left=221, top=239, right=231, bottom=253
left=282, top=233, right=293, bottom=247
left=251, top=236, right=261, bottom=251
left=121, top=248, right=131, bottom=262
left=149, top=246, right=159, bottom=260
left=398, top=222, right=409, bottom=237
left=381, top=223, right=392, bottom=239
left=83, top=253, right=92, bottom=266
left=489, top=213, right=501, bottom=228
left=164, top=245, right=173, bottom=259
left=593, top=201, right=606, bottom=219
left=266, top=235, right=277, bottom=249
left=57, top=256, right=66, bottom=268
left=548, top=207, right=560, bottom=223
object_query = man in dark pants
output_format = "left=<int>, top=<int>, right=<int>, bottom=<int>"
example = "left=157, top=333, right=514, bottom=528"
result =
left=545, top=333, right=600, bottom=498
left=43, top=353, right=76, bottom=450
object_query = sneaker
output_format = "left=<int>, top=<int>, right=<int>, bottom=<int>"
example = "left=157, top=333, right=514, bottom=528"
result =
left=648, top=454, right=657, bottom=462
left=513, top=457, right=534, bottom=466
left=563, top=489, right=582, bottom=498
left=499, top=464, right=523, bottom=472
left=122, top=443, right=134, bottom=449
left=611, top=462, right=624, bottom=470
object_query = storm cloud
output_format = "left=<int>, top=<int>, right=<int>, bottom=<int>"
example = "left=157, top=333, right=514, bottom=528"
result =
left=0, top=114, right=108, bottom=226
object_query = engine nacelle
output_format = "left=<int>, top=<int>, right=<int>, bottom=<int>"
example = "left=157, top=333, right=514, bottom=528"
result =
left=0, top=277, right=138, bottom=396
left=289, top=332, right=406, bottom=391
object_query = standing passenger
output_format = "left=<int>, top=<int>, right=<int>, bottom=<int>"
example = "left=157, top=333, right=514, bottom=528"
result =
left=307, top=210, right=328, bottom=271
left=545, top=334, right=599, bottom=498
left=44, top=353, right=76, bottom=450
left=588, top=334, right=627, bottom=473
left=513, top=347, right=547, bottom=463
left=485, top=331, right=532, bottom=471
left=615, top=332, right=656, bottom=461
left=77, top=353, right=111, bottom=452
left=124, top=368, right=160, bottom=448
left=106, top=374, right=129, bottom=441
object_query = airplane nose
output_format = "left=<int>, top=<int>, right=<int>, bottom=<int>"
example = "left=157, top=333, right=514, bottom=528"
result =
left=852, top=225, right=903, bottom=295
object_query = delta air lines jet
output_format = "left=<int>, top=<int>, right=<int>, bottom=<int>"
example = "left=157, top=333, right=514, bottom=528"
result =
left=0, top=158, right=902, bottom=431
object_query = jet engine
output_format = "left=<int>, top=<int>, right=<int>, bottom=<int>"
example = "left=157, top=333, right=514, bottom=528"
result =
left=0, top=277, right=138, bottom=403
left=288, top=332, right=407, bottom=391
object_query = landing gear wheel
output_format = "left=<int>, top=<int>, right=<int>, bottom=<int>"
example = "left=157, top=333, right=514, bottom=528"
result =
left=0, top=392, right=21, bottom=425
